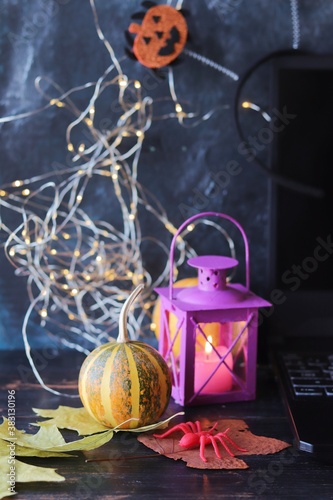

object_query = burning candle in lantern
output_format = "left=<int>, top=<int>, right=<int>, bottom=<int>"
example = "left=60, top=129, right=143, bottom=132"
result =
left=155, top=211, right=272, bottom=405
left=194, top=336, right=234, bottom=395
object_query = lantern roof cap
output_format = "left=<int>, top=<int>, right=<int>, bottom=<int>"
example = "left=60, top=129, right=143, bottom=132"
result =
left=155, top=283, right=271, bottom=311
left=187, top=255, right=238, bottom=271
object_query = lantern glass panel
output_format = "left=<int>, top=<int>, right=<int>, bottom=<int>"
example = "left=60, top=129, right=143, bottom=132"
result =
left=193, top=320, right=249, bottom=396
left=160, top=308, right=182, bottom=392
left=166, top=310, right=182, bottom=358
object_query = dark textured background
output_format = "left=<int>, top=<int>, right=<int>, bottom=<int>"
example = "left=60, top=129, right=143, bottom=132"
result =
left=1, top=0, right=333, bottom=350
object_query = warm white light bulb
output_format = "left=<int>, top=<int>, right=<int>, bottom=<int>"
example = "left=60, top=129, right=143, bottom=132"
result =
left=175, top=103, right=183, bottom=113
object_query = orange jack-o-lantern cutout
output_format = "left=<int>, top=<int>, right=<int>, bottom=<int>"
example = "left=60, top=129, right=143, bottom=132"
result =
left=128, top=5, right=188, bottom=69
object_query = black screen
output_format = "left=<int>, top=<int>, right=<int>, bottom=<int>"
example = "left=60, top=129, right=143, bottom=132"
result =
left=270, top=55, right=333, bottom=293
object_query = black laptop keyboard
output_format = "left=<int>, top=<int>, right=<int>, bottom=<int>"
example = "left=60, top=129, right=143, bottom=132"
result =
left=281, top=353, right=333, bottom=398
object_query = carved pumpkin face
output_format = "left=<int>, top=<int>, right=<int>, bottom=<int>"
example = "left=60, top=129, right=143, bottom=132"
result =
left=128, top=5, right=188, bottom=69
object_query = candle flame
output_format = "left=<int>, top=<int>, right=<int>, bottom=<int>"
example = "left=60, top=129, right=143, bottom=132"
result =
left=205, top=335, right=213, bottom=356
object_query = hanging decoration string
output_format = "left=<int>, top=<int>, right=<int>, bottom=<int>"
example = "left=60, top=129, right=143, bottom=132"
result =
left=290, top=0, right=301, bottom=50
left=183, top=49, right=239, bottom=82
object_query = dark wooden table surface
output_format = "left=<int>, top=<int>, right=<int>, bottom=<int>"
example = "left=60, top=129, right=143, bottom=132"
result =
left=1, top=349, right=333, bottom=499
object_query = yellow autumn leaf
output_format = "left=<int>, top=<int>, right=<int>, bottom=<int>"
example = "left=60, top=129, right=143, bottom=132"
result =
left=33, top=405, right=185, bottom=436
left=0, top=457, right=64, bottom=500
left=0, top=417, right=114, bottom=453
left=0, top=482, right=15, bottom=500
left=0, top=418, right=66, bottom=449
left=33, top=406, right=109, bottom=435
left=0, top=483, right=15, bottom=500
left=47, top=429, right=114, bottom=452
left=0, top=438, right=74, bottom=458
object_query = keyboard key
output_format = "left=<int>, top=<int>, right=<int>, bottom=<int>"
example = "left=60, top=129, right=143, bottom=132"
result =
left=292, top=378, right=333, bottom=387
left=289, top=370, right=322, bottom=378
left=293, top=387, right=325, bottom=396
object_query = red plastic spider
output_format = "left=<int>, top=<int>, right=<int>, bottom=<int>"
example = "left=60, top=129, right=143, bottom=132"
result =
left=154, top=420, right=247, bottom=463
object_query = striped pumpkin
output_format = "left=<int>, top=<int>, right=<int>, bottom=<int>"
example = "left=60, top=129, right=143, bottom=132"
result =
left=78, top=285, right=172, bottom=429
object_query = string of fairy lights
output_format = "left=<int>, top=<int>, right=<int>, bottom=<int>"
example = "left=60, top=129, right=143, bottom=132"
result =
left=0, top=0, right=300, bottom=396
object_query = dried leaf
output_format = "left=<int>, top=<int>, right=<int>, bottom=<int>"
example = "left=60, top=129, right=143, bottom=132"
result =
left=47, top=429, right=115, bottom=452
left=0, top=418, right=66, bottom=449
left=33, top=406, right=109, bottom=436
left=0, top=484, right=15, bottom=500
left=0, top=417, right=114, bottom=453
left=33, top=405, right=184, bottom=436
left=0, top=456, right=64, bottom=500
left=0, top=438, right=74, bottom=458
left=5, top=457, right=65, bottom=482
left=0, top=409, right=183, bottom=457
left=138, top=418, right=290, bottom=470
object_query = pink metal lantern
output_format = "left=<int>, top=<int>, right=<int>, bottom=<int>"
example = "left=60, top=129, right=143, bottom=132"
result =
left=155, top=212, right=271, bottom=406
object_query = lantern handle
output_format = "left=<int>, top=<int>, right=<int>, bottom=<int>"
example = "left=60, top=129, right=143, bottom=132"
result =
left=169, top=211, right=250, bottom=300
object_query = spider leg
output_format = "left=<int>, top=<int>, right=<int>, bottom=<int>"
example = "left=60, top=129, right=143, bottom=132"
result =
left=218, top=428, right=248, bottom=453
left=195, top=420, right=217, bottom=434
left=199, top=435, right=208, bottom=462
left=213, top=428, right=248, bottom=456
left=214, top=435, right=235, bottom=457
left=183, top=421, right=199, bottom=433
left=210, top=421, right=219, bottom=433
left=207, top=436, right=222, bottom=459
left=194, top=421, right=202, bottom=433
left=153, top=422, right=192, bottom=439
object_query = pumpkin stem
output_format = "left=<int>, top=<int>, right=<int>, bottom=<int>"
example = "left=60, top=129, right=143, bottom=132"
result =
left=117, top=284, right=145, bottom=343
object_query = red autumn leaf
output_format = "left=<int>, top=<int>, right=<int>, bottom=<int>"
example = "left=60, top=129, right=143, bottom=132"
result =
left=137, top=418, right=291, bottom=470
